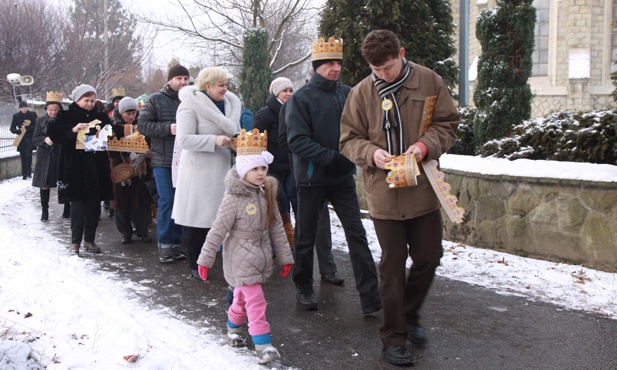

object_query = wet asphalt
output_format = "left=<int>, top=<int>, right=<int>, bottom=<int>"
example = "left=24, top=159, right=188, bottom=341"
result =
left=43, top=199, right=617, bottom=370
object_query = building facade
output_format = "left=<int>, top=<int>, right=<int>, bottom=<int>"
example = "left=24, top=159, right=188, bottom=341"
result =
left=452, top=0, right=617, bottom=117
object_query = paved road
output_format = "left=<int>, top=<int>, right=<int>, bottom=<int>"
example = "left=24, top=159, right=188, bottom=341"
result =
left=46, top=201, right=617, bottom=369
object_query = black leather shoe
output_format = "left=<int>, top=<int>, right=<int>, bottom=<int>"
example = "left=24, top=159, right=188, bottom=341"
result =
left=407, top=323, right=427, bottom=346
left=296, top=292, right=318, bottom=310
left=362, top=302, right=382, bottom=315
left=121, top=235, right=132, bottom=244
left=383, top=345, right=415, bottom=366
left=137, top=234, right=153, bottom=242
left=321, top=273, right=345, bottom=285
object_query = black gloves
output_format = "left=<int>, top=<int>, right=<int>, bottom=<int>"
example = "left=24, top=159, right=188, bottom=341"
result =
left=330, top=152, right=356, bottom=174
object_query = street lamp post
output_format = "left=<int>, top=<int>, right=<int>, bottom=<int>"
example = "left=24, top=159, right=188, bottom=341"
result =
left=6, top=73, right=35, bottom=107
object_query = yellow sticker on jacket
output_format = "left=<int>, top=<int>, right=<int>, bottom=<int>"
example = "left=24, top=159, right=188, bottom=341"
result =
left=246, top=203, right=257, bottom=215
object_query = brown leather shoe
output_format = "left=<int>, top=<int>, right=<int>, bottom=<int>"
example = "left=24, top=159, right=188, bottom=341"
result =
left=69, top=243, right=80, bottom=255
left=83, top=241, right=101, bottom=254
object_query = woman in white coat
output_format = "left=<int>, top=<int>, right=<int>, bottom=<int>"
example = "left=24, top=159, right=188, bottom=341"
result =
left=172, top=67, right=241, bottom=278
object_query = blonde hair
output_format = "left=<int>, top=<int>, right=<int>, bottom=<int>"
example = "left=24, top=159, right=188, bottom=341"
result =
left=264, top=177, right=278, bottom=230
left=197, top=67, right=228, bottom=90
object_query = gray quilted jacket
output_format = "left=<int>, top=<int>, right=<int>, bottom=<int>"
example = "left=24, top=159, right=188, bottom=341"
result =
left=197, top=169, right=294, bottom=287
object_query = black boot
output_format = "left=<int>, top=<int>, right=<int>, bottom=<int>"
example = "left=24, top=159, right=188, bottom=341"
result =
left=62, top=203, right=71, bottom=219
left=40, top=188, right=50, bottom=222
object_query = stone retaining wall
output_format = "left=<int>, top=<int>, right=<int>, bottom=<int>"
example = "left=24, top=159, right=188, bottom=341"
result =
left=0, top=152, right=36, bottom=180
left=440, top=169, right=617, bottom=272
left=354, top=167, right=616, bottom=272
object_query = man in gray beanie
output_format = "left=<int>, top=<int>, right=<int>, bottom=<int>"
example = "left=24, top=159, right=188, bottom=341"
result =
left=138, top=64, right=190, bottom=263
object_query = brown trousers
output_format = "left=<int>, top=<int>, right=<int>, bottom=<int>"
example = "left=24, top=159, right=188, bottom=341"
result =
left=372, top=210, right=443, bottom=348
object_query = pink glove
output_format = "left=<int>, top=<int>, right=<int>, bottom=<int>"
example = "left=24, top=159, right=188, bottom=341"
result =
left=198, top=265, right=209, bottom=281
left=280, top=264, right=292, bottom=278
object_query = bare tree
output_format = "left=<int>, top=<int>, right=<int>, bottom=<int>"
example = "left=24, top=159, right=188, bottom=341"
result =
left=138, top=0, right=320, bottom=85
left=0, top=0, right=69, bottom=101
left=62, top=0, right=149, bottom=100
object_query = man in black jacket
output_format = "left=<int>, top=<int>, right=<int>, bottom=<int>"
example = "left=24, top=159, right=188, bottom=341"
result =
left=138, top=64, right=189, bottom=263
left=285, top=37, right=380, bottom=314
left=11, top=101, right=38, bottom=179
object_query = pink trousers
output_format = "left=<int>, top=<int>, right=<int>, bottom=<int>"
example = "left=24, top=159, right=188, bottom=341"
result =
left=228, top=283, right=270, bottom=336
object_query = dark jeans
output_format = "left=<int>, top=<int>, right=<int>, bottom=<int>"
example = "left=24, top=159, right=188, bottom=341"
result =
left=70, top=198, right=100, bottom=243
left=372, top=210, right=443, bottom=348
left=19, top=149, right=32, bottom=177
left=273, top=172, right=297, bottom=215
left=185, top=226, right=210, bottom=271
left=153, top=167, right=183, bottom=246
left=293, top=177, right=379, bottom=308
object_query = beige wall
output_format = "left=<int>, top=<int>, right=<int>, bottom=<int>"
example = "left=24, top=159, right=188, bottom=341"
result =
left=452, top=0, right=616, bottom=117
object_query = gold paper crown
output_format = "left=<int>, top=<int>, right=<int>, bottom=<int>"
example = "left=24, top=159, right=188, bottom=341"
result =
left=384, top=154, right=420, bottom=188
left=311, top=37, right=343, bottom=61
left=112, top=87, right=126, bottom=97
left=234, top=128, right=267, bottom=156
left=46, top=91, right=63, bottom=102
left=76, top=120, right=150, bottom=153
left=107, top=132, right=150, bottom=153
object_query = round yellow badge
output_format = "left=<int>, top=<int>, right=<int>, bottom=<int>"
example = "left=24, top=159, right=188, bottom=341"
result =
left=245, top=203, right=257, bottom=215
left=381, top=99, right=393, bottom=111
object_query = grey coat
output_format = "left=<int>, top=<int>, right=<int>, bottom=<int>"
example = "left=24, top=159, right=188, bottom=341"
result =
left=31, top=115, right=61, bottom=188
left=171, top=86, right=241, bottom=228
left=197, top=170, right=294, bottom=287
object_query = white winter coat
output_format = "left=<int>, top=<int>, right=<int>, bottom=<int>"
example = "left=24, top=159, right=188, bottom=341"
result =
left=171, top=86, right=241, bottom=228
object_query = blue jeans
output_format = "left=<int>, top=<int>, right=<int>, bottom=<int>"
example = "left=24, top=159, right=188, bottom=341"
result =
left=153, top=167, right=183, bottom=245
left=273, top=172, right=297, bottom=215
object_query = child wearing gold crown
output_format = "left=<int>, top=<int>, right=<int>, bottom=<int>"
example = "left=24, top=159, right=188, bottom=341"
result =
left=196, top=128, right=294, bottom=364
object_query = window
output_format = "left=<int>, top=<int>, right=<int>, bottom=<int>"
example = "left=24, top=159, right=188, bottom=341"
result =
left=532, top=0, right=550, bottom=76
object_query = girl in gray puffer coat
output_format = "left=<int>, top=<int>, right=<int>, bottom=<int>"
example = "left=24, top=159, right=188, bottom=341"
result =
left=196, top=137, right=293, bottom=365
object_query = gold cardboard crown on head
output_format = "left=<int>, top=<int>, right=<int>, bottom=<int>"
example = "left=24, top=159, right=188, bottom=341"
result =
left=112, top=87, right=125, bottom=97
left=46, top=91, right=63, bottom=102
left=311, top=37, right=343, bottom=61
left=234, top=128, right=267, bottom=156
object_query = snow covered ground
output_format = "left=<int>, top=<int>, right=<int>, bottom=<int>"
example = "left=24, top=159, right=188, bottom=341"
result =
left=1, top=154, right=616, bottom=369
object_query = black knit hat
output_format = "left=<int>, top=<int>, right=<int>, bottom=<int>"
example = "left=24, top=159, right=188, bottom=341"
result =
left=167, top=64, right=190, bottom=80
left=19, top=101, right=28, bottom=108
left=312, top=59, right=338, bottom=71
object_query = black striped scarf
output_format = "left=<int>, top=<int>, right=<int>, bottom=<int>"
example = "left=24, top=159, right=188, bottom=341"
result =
left=371, top=58, right=411, bottom=155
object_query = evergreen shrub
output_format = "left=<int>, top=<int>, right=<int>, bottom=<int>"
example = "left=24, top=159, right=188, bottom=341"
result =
left=479, top=109, right=617, bottom=165
left=449, top=106, right=477, bottom=156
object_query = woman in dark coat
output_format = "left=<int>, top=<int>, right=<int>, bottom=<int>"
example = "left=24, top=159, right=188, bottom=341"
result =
left=109, top=97, right=153, bottom=244
left=253, top=77, right=295, bottom=245
left=31, top=93, right=63, bottom=221
left=47, top=84, right=123, bottom=255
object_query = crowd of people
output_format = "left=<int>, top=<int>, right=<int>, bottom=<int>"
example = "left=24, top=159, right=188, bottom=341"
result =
left=10, top=30, right=459, bottom=367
